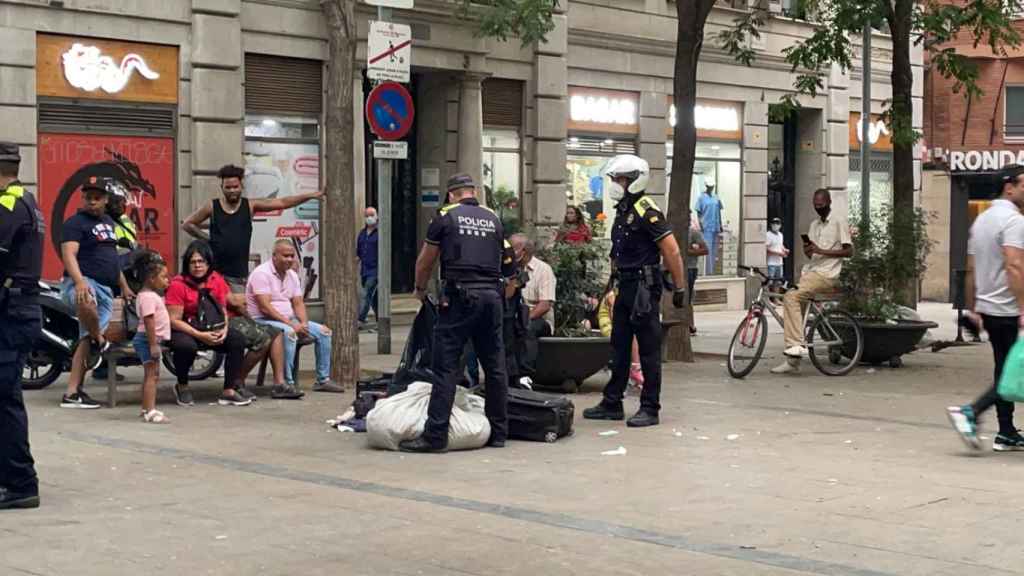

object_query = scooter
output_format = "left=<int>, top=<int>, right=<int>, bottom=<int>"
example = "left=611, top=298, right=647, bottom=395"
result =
left=21, top=281, right=223, bottom=390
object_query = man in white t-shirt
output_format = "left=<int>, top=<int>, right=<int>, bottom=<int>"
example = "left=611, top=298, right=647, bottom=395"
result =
left=765, top=217, right=789, bottom=281
left=948, top=164, right=1024, bottom=451
left=772, top=189, right=852, bottom=374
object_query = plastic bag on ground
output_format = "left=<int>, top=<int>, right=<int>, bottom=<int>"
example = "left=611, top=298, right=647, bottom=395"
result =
left=366, top=381, right=491, bottom=451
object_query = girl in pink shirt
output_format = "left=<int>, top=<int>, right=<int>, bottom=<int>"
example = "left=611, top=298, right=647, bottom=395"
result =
left=132, top=252, right=172, bottom=424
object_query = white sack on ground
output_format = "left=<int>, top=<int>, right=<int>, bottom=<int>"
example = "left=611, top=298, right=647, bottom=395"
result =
left=366, top=381, right=491, bottom=451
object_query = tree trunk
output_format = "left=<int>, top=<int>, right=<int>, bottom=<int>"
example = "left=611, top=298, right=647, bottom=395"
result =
left=888, top=0, right=916, bottom=308
left=665, top=0, right=717, bottom=362
left=321, top=0, right=360, bottom=386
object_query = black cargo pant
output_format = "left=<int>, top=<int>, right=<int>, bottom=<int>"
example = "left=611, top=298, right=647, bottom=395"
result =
left=425, top=286, right=508, bottom=447
left=0, top=303, right=41, bottom=495
left=602, top=278, right=662, bottom=415
left=970, top=314, right=1018, bottom=434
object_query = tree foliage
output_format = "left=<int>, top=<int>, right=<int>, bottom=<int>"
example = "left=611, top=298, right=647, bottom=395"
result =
left=718, top=0, right=1023, bottom=148
left=840, top=206, right=933, bottom=320
left=457, top=0, right=560, bottom=46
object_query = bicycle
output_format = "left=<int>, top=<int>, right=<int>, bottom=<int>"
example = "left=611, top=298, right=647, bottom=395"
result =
left=727, top=265, right=864, bottom=378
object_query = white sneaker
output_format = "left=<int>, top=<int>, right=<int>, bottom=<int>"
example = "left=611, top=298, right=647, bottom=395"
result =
left=784, top=345, right=808, bottom=358
left=771, top=359, right=800, bottom=374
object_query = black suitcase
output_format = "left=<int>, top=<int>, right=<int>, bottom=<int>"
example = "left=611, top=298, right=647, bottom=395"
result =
left=507, top=389, right=575, bottom=443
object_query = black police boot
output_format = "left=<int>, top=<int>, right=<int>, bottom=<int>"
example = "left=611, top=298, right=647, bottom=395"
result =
left=626, top=410, right=660, bottom=428
left=398, top=437, right=449, bottom=454
left=583, top=401, right=625, bottom=421
left=0, top=487, right=40, bottom=510
left=486, top=434, right=506, bottom=448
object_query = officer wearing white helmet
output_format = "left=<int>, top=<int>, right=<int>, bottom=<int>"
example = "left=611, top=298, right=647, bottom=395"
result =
left=583, top=154, right=687, bottom=428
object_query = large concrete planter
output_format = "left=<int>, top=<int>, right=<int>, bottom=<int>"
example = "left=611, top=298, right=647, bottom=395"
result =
left=839, top=319, right=939, bottom=367
left=534, top=336, right=612, bottom=393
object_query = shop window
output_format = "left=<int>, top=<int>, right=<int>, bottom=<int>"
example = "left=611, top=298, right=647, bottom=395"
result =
left=666, top=140, right=742, bottom=278
left=848, top=152, right=893, bottom=217
left=1006, top=85, right=1024, bottom=139
left=482, top=128, right=521, bottom=233
left=244, top=114, right=322, bottom=299
left=566, top=136, right=638, bottom=237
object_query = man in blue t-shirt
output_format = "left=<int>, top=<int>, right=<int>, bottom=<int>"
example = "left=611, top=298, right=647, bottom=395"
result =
left=58, top=177, right=135, bottom=410
left=357, top=207, right=379, bottom=326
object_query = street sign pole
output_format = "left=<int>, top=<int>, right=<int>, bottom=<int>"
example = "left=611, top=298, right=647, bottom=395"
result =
left=376, top=3, right=393, bottom=355
left=861, top=24, right=871, bottom=226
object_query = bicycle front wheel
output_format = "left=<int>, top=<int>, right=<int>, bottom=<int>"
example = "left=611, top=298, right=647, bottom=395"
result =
left=807, top=310, right=863, bottom=376
left=727, top=312, right=767, bottom=379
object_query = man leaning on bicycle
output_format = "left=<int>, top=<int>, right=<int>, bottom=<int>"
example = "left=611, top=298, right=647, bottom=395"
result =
left=772, top=189, right=853, bottom=375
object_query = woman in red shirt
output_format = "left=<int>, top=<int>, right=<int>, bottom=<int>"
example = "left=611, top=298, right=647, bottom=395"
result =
left=555, top=205, right=592, bottom=245
left=164, top=241, right=251, bottom=406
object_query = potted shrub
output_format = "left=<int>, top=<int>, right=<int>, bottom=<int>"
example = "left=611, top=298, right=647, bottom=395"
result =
left=837, top=205, right=937, bottom=367
left=532, top=223, right=612, bottom=392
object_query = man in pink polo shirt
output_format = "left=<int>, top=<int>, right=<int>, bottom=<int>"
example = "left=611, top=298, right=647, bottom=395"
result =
left=246, top=239, right=341, bottom=393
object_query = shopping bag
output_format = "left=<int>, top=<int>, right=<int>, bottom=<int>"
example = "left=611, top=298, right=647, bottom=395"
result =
left=997, top=336, right=1024, bottom=402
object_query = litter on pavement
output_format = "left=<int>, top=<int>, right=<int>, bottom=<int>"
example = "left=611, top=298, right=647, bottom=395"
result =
left=601, top=446, right=628, bottom=456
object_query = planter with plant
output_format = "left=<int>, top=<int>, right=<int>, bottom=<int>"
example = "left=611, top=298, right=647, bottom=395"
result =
left=837, top=206, right=937, bottom=367
left=532, top=225, right=611, bottom=392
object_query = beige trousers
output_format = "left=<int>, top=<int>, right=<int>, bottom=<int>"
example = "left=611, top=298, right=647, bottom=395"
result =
left=783, top=271, right=839, bottom=348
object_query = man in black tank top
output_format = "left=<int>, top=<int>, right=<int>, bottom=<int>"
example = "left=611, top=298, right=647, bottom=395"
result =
left=182, top=164, right=325, bottom=296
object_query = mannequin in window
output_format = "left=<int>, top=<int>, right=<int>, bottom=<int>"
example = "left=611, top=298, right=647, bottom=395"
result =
left=696, top=183, right=723, bottom=275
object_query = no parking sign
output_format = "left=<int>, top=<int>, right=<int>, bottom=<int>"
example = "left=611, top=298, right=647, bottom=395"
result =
left=365, top=81, right=414, bottom=141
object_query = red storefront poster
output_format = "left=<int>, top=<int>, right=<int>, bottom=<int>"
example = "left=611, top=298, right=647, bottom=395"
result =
left=37, top=133, right=176, bottom=281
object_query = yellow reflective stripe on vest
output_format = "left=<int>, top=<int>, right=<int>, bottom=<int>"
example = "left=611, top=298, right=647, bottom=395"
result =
left=439, top=203, right=458, bottom=216
left=0, top=185, right=25, bottom=212
left=115, top=216, right=137, bottom=239
left=633, top=196, right=660, bottom=217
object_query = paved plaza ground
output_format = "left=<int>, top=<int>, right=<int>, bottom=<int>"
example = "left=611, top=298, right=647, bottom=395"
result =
left=4, top=303, right=1024, bottom=576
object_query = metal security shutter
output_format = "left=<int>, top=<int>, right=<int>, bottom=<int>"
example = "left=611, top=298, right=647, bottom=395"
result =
left=483, top=78, right=523, bottom=127
left=245, top=54, right=323, bottom=116
left=39, top=100, right=176, bottom=135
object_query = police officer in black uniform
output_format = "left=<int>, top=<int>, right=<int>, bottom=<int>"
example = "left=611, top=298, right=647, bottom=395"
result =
left=583, top=154, right=687, bottom=428
left=401, top=173, right=514, bottom=453
left=0, top=142, right=45, bottom=509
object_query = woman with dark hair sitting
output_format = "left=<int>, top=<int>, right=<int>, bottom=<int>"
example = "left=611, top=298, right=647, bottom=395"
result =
left=164, top=240, right=252, bottom=406
left=555, top=205, right=592, bottom=245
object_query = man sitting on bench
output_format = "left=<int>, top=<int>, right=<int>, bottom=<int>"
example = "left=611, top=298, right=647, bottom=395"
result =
left=247, top=239, right=341, bottom=393
left=772, top=189, right=852, bottom=375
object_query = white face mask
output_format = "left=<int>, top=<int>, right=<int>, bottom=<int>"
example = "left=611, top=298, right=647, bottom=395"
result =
left=607, top=181, right=626, bottom=201
left=366, top=216, right=378, bottom=226
left=771, top=224, right=781, bottom=233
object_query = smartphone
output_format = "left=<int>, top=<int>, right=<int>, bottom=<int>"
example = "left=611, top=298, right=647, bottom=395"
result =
left=800, top=234, right=811, bottom=244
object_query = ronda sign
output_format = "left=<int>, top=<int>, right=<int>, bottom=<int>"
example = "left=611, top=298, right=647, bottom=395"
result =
left=945, top=149, right=1024, bottom=172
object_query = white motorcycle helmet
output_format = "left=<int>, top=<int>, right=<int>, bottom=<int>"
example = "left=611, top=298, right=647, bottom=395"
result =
left=601, top=154, right=650, bottom=201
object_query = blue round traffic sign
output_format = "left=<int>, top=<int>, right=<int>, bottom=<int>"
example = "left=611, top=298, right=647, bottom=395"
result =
left=366, top=81, right=415, bottom=141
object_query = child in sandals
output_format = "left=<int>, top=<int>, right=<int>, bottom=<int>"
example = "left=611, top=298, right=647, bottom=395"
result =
left=132, top=251, right=171, bottom=424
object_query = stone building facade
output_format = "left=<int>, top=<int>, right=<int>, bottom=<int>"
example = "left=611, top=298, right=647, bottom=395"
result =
left=0, top=0, right=918, bottom=309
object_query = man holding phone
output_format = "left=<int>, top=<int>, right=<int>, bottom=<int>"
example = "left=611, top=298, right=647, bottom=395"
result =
left=772, top=189, right=852, bottom=374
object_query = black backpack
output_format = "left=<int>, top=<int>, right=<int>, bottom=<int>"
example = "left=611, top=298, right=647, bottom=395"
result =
left=188, top=288, right=226, bottom=332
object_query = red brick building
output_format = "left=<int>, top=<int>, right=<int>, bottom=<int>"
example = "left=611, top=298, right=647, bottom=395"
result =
left=922, top=9, right=1024, bottom=301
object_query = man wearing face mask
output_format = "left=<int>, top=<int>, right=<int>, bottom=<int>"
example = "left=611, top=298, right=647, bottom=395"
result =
left=772, top=189, right=852, bottom=374
left=765, top=217, right=789, bottom=283
left=583, top=155, right=687, bottom=428
left=357, top=207, right=379, bottom=327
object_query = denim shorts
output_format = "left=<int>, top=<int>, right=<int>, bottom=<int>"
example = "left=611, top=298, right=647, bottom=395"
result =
left=132, top=333, right=162, bottom=364
left=61, top=277, right=114, bottom=338
left=766, top=265, right=784, bottom=280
